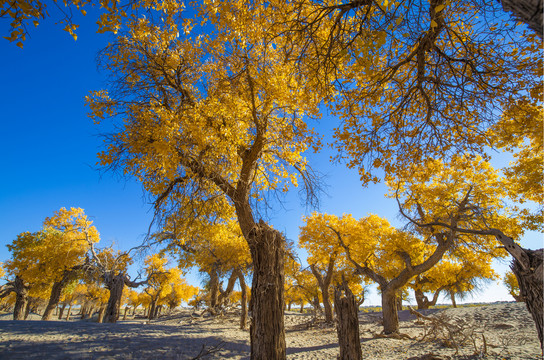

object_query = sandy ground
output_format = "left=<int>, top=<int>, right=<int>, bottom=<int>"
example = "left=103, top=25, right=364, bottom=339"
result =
left=0, top=302, right=540, bottom=359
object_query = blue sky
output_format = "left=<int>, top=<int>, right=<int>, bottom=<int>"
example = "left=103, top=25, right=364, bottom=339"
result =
left=0, top=10, right=540, bottom=306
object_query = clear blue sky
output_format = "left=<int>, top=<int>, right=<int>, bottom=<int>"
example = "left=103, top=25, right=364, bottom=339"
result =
left=0, top=10, right=540, bottom=306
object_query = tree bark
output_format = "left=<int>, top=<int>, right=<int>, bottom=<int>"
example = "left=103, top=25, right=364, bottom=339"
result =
left=238, top=272, right=248, bottom=330
left=218, top=269, right=240, bottom=307
left=334, top=281, right=362, bottom=360
left=42, top=280, right=67, bottom=320
left=299, top=301, right=304, bottom=313
left=13, top=276, right=29, bottom=321
left=450, top=290, right=457, bottom=308
left=97, top=305, right=106, bottom=323
left=310, top=261, right=335, bottom=323
left=104, top=274, right=125, bottom=323
left=512, top=248, right=543, bottom=350
left=248, top=221, right=286, bottom=360
left=500, top=0, right=543, bottom=38
left=66, top=303, right=73, bottom=320
left=382, top=289, right=399, bottom=334
left=58, top=303, right=67, bottom=320
left=209, top=266, right=220, bottom=310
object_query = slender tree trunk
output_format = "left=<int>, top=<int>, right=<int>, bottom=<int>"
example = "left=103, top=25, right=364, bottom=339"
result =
left=299, top=301, right=304, bottom=313
left=97, top=305, right=106, bottom=323
left=24, top=300, right=31, bottom=320
left=287, top=301, right=292, bottom=311
left=13, top=276, right=29, bottom=321
left=334, top=280, right=362, bottom=360
left=58, top=303, right=67, bottom=320
left=238, top=272, right=248, bottom=330
left=149, top=299, right=157, bottom=320
left=450, top=291, right=457, bottom=308
left=66, top=304, right=73, bottom=320
left=104, top=275, right=125, bottom=323
left=396, top=294, right=403, bottom=311
left=123, top=307, right=129, bottom=320
left=42, top=280, right=67, bottom=320
left=248, top=221, right=286, bottom=360
left=219, top=269, right=240, bottom=307
left=382, top=289, right=399, bottom=334
left=310, top=261, right=335, bottom=323
left=512, top=248, right=543, bottom=349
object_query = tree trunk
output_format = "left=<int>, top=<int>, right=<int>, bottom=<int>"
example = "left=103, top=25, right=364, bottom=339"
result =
left=58, top=303, right=67, bottom=320
left=287, top=301, right=292, bottom=311
left=123, top=307, right=129, bottom=320
left=66, top=304, right=73, bottom=320
left=334, top=281, right=362, bottom=360
left=248, top=221, right=286, bottom=360
left=396, top=294, right=403, bottom=311
left=149, top=299, right=157, bottom=320
left=512, top=248, right=543, bottom=349
left=310, top=261, right=335, bottom=323
left=104, top=275, right=125, bottom=323
left=13, top=276, right=29, bottom=321
left=238, top=272, right=248, bottom=330
left=414, top=289, right=429, bottom=310
left=24, top=300, right=31, bottom=320
left=97, top=305, right=106, bottom=323
left=382, top=289, right=399, bottom=334
left=500, top=0, right=543, bottom=38
left=209, top=267, right=220, bottom=310
left=299, top=301, right=304, bottom=313
left=42, top=280, right=67, bottom=320
left=219, top=269, right=240, bottom=307
left=450, top=290, right=457, bottom=308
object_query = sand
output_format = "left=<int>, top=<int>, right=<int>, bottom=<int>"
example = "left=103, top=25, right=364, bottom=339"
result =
left=0, top=302, right=540, bottom=359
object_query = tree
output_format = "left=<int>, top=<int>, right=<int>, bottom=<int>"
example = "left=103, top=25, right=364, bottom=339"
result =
left=411, top=250, right=498, bottom=309
left=391, top=154, right=542, bottom=348
left=88, top=1, right=322, bottom=357
left=504, top=270, right=523, bottom=302
left=276, top=0, right=541, bottom=185
left=500, top=0, right=543, bottom=37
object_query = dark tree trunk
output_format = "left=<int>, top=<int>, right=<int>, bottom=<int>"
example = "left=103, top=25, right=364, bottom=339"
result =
left=512, top=248, right=543, bottom=349
left=149, top=299, right=157, bottom=320
left=299, top=301, right=304, bottom=313
left=58, top=303, right=67, bottom=320
left=123, top=306, right=129, bottom=320
left=501, top=0, right=543, bottom=38
left=382, top=289, right=399, bottom=334
left=104, top=274, right=125, bottom=323
left=414, top=289, right=429, bottom=310
left=13, top=276, right=29, bottom=321
left=287, top=301, right=292, bottom=311
left=248, top=221, right=286, bottom=360
left=396, top=294, right=403, bottom=311
left=334, top=281, right=362, bottom=360
left=310, top=259, right=336, bottom=323
left=238, top=272, right=248, bottom=330
left=42, top=280, right=67, bottom=320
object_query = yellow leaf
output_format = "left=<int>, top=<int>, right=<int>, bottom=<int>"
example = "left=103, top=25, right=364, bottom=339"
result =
left=431, top=20, right=438, bottom=28
left=16, top=42, right=23, bottom=49
left=435, top=4, right=445, bottom=12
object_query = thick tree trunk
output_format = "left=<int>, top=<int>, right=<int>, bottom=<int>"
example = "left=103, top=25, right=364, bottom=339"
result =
left=209, top=267, right=220, bottom=310
left=501, top=0, right=543, bottom=38
left=334, top=281, right=362, bottom=360
left=24, top=301, right=31, bottom=320
left=414, top=289, right=429, bottom=310
left=148, top=299, right=157, bottom=320
left=382, top=290, right=399, bottom=334
left=512, top=248, right=543, bottom=349
left=13, top=276, right=29, bottom=321
left=396, top=294, right=403, bottom=311
left=104, top=275, right=125, bottom=323
left=238, top=272, right=248, bottom=330
left=42, top=280, right=67, bottom=320
left=248, top=221, right=286, bottom=360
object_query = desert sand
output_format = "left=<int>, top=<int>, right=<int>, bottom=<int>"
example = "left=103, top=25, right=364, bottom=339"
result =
left=0, top=302, right=541, bottom=359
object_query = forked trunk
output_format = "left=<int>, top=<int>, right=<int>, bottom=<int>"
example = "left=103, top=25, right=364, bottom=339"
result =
left=104, top=274, right=125, bottom=323
left=334, top=281, right=362, bottom=360
left=512, top=248, right=543, bottom=349
left=382, top=290, right=399, bottom=334
left=42, top=280, right=67, bottom=320
left=248, top=221, right=286, bottom=360
left=414, top=289, right=429, bottom=310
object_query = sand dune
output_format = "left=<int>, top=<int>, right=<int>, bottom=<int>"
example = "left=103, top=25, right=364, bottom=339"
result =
left=0, top=302, right=540, bottom=359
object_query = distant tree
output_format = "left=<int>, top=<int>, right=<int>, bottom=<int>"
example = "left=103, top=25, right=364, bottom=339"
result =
left=504, top=270, right=524, bottom=302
